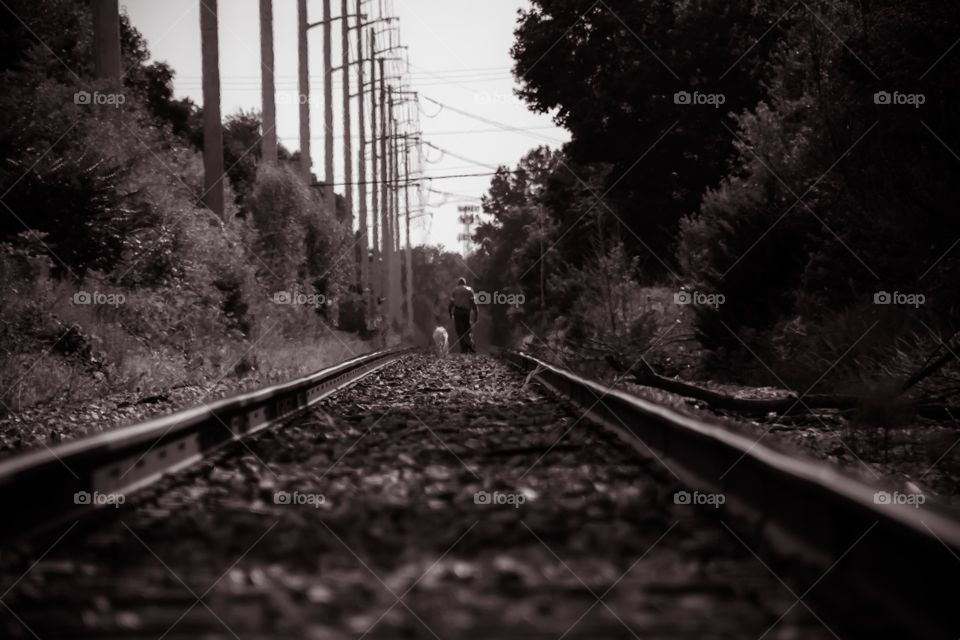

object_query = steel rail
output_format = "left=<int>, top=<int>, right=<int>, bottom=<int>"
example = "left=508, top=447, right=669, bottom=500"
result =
left=500, top=349, right=960, bottom=638
left=0, top=347, right=412, bottom=541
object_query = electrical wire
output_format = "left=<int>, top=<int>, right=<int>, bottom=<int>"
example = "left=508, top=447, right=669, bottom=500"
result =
left=427, top=187, right=482, bottom=200
left=421, top=141, right=501, bottom=171
left=419, top=95, right=565, bottom=144
left=418, top=99, right=443, bottom=118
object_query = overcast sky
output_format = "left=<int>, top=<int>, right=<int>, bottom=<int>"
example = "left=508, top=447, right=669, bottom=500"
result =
left=123, top=0, right=569, bottom=251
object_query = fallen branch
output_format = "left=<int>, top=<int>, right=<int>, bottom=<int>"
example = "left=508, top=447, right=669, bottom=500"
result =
left=605, top=356, right=860, bottom=416
left=913, top=404, right=960, bottom=421
left=900, top=329, right=960, bottom=393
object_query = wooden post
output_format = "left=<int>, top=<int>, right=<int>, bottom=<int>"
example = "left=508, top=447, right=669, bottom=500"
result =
left=341, top=0, right=353, bottom=237
left=259, top=0, right=277, bottom=164
left=323, top=0, right=335, bottom=211
left=389, top=108, right=402, bottom=325
left=379, top=62, right=390, bottom=310
left=200, top=0, right=225, bottom=218
left=356, top=1, right=369, bottom=304
left=403, top=148, right=413, bottom=333
left=297, top=0, right=311, bottom=179
left=369, top=31, right=380, bottom=306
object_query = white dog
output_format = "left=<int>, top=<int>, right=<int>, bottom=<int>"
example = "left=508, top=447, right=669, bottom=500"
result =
left=432, top=325, right=449, bottom=357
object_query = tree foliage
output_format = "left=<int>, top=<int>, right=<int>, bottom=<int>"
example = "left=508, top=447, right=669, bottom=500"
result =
left=512, top=0, right=778, bottom=265
left=484, top=0, right=960, bottom=390
left=0, top=0, right=359, bottom=411
left=678, top=0, right=960, bottom=357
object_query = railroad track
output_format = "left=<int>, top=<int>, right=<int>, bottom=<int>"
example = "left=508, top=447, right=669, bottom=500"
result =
left=0, top=350, right=957, bottom=638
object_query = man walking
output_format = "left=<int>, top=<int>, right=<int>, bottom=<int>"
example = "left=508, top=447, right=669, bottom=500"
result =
left=448, top=277, right=478, bottom=353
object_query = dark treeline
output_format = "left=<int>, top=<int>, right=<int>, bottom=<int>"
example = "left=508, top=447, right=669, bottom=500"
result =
left=472, top=0, right=960, bottom=395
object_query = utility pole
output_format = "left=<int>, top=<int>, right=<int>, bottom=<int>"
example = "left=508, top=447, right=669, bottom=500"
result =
left=259, top=0, right=277, bottom=164
left=393, top=127, right=401, bottom=261
left=356, top=0, right=368, bottom=306
left=340, top=0, right=353, bottom=238
left=92, top=0, right=121, bottom=81
left=323, top=0, right=335, bottom=213
left=199, top=0, right=224, bottom=218
left=297, top=0, right=311, bottom=180
left=380, top=63, right=391, bottom=315
left=458, top=207, right=478, bottom=256
left=389, top=102, right=419, bottom=333
left=403, top=148, right=413, bottom=333
left=389, top=105, right=402, bottom=326
left=369, top=23, right=404, bottom=317
left=369, top=29, right=380, bottom=307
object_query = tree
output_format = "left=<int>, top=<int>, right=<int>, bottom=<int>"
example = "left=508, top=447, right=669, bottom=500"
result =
left=512, top=0, right=779, bottom=267
left=675, top=0, right=960, bottom=386
left=223, top=110, right=264, bottom=210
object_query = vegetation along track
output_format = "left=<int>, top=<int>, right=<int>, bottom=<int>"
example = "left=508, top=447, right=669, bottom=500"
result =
left=0, top=353, right=898, bottom=639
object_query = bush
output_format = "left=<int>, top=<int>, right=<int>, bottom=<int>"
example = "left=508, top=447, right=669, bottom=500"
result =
left=0, top=1, right=366, bottom=419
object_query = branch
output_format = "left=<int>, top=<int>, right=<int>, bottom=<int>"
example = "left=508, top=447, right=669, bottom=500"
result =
left=900, top=329, right=960, bottom=393
left=605, top=355, right=859, bottom=415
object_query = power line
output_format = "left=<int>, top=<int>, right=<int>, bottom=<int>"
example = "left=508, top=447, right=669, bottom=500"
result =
left=280, top=127, right=564, bottom=142
left=421, top=163, right=508, bottom=173
left=322, top=168, right=519, bottom=187
left=421, top=125, right=565, bottom=136
left=422, top=170, right=520, bottom=181
left=408, top=64, right=511, bottom=74
left=422, top=140, right=501, bottom=171
left=426, top=187, right=483, bottom=200
left=419, top=95, right=566, bottom=144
